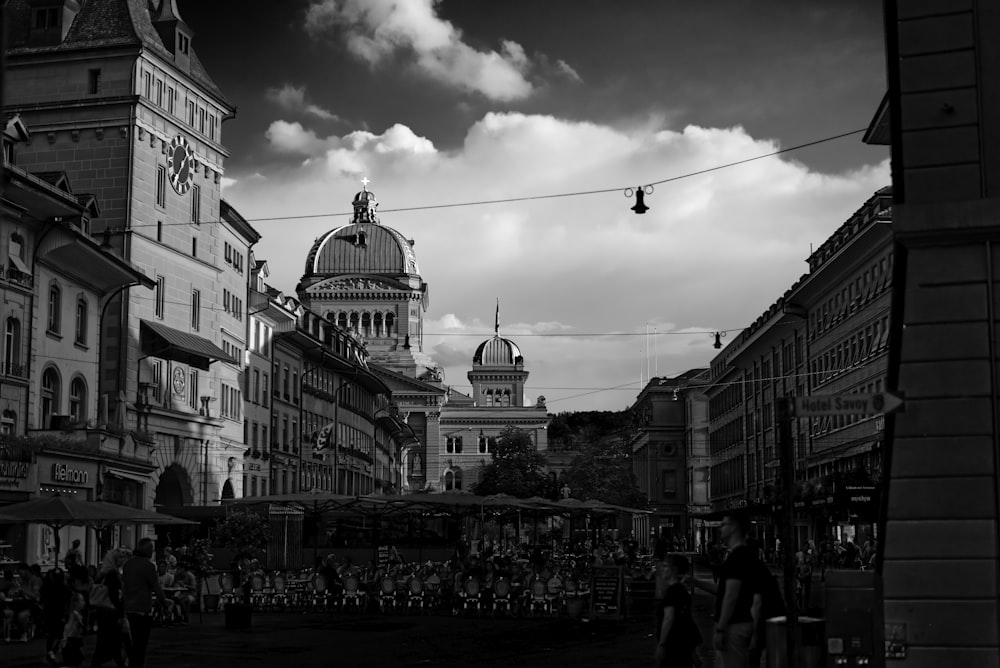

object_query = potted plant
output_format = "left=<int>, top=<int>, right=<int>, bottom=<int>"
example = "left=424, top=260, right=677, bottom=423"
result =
left=178, top=538, right=217, bottom=615
left=215, top=510, right=271, bottom=630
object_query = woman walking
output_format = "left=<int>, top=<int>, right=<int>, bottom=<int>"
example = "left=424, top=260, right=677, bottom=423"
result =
left=654, top=554, right=702, bottom=668
left=90, top=549, right=127, bottom=668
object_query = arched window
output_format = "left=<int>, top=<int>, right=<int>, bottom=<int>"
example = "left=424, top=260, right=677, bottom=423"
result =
left=47, top=283, right=61, bottom=333
left=41, top=366, right=60, bottom=428
left=69, top=377, right=87, bottom=423
left=349, top=312, right=359, bottom=332
left=478, top=434, right=487, bottom=454
left=373, top=312, right=383, bottom=338
left=446, top=437, right=454, bottom=454
left=75, top=296, right=88, bottom=345
left=337, top=313, right=348, bottom=330
left=454, top=468, right=463, bottom=491
left=500, top=391, right=511, bottom=408
left=4, top=317, right=20, bottom=375
left=385, top=313, right=394, bottom=338
left=487, top=437, right=497, bottom=454
left=444, top=470, right=454, bottom=491
left=221, top=479, right=235, bottom=499
left=485, top=390, right=494, bottom=408
left=361, top=312, right=371, bottom=337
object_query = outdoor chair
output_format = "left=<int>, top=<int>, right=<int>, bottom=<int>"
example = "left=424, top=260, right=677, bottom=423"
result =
left=249, top=574, right=268, bottom=612
left=492, top=577, right=513, bottom=617
left=341, top=574, right=365, bottom=614
left=405, top=576, right=425, bottom=614
left=310, top=574, right=333, bottom=612
left=378, top=576, right=399, bottom=614
left=271, top=573, right=289, bottom=612
left=218, top=573, right=237, bottom=610
left=546, top=576, right=564, bottom=616
left=528, top=578, right=549, bottom=616
left=423, top=573, right=442, bottom=613
left=459, top=577, right=482, bottom=616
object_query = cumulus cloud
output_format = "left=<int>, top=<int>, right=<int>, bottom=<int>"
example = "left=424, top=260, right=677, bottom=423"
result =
left=266, top=83, right=340, bottom=122
left=225, top=113, right=889, bottom=410
left=303, top=0, right=548, bottom=101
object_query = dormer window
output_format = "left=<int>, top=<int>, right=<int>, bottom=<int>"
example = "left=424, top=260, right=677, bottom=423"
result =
left=34, top=7, right=59, bottom=30
left=177, top=32, right=189, bottom=55
left=28, top=0, right=80, bottom=47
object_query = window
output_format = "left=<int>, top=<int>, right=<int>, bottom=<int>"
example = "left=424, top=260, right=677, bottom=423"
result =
left=143, top=71, right=152, bottom=99
left=41, top=367, right=60, bottom=428
left=150, top=360, right=162, bottom=402
left=262, top=374, right=269, bottom=408
left=69, top=377, right=86, bottom=423
left=4, top=317, right=21, bottom=375
left=223, top=290, right=230, bottom=313
left=167, top=86, right=175, bottom=114
left=191, top=236, right=197, bottom=258
left=47, top=283, right=61, bottom=333
left=155, top=79, right=163, bottom=106
left=34, top=7, right=59, bottom=30
left=156, top=165, right=166, bottom=208
left=74, top=297, right=88, bottom=344
left=88, top=69, right=101, bottom=95
left=198, top=108, right=206, bottom=134
left=661, top=469, right=678, bottom=498
left=187, top=99, right=195, bottom=127
left=191, top=185, right=200, bottom=224
left=178, top=32, right=189, bottom=54
left=187, top=370, right=199, bottom=410
left=191, top=289, right=200, bottom=330
left=1, top=410, right=16, bottom=435
left=155, top=276, right=165, bottom=318
left=209, top=115, right=216, bottom=141
left=478, top=434, right=487, bottom=454
left=157, top=220, right=163, bottom=242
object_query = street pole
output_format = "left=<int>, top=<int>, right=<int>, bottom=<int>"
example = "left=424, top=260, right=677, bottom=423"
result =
left=777, top=396, right=799, bottom=668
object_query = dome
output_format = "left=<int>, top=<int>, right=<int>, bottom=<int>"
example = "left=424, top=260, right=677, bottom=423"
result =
left=304, top=223, right=420, bottom=276
left=473, top=335, right=523, bottom=366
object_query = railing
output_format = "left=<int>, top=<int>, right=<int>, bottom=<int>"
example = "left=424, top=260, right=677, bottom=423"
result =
left=6, top=266, right=32, bottom=288
left=4, top=363, right=27, bottom=379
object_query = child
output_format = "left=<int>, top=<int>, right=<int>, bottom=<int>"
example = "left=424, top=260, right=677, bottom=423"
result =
left=50, top=592, right=85, bottom=668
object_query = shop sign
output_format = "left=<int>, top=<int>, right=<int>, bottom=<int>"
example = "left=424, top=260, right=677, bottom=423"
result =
left=246, top=462, right=262, bottom=472
left=52, top=462, right=89, bottom=485
left=590, top=566, right=625, bottom=620
left=0, top=460, right=29, bottom=479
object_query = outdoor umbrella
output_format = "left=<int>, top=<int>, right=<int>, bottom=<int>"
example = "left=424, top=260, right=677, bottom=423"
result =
left=0, top=495, right=196, bottom=562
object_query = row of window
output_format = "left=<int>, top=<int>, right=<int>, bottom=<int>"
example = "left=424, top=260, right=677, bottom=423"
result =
left=708, top=417, right=744, bottom=456
left=809, top=253, right=893, bottom=340
left=220, top=384, right=242, bottom=420
left=39, top=367, right=89, bottom=429
left=250, top=320, right=272, bottom=357
left=709, top=455, right=745, bottom=496
left=444, top=435, right=496, bottom=454
left=481, top=389, right=512, bottom=407
left=811, top=316, right=890, bottom=388
left=222, top=289, right=244, bottom=321
left=141, top=69, right=219, bottom=142
left=328, top=311, right=396, bottom=339
left=223, top=242, right=245, bottom=274
left=42, top=285, right=90, bottom=346
left=810, top=379, right=886, bottom=437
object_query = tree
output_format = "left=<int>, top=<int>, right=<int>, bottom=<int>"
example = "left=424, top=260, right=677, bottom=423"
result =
left=473, top=426, right=548, bottom=498
left=564, top=443, right=647, bottom=508
left=215, top=510, right=271, bottom=604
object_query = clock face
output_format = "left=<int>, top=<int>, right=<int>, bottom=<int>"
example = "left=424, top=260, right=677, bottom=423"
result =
left=171, top=367, right=187, bottom=396
left=167, top=135, right=194, bottom=195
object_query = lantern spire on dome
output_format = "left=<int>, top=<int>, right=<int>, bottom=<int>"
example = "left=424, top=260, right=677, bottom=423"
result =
left=495, top=298, right=500, bottom=335
left=352, top=176, right=379, bottom=225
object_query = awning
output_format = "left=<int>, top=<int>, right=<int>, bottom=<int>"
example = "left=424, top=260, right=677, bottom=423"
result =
left=140, top=320, right=235, bottom=371
left=8, top=254, right=30, bottom=275
left=105, top=469, right=149, bottom=484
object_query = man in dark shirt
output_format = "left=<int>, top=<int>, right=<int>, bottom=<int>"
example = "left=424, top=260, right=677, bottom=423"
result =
left=689, top=511, right=756, bottom=668
left=122, top=538, right=167, bottom=668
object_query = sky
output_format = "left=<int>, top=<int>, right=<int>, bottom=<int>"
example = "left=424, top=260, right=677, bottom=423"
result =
left=178, top=0, right=891, bottom=413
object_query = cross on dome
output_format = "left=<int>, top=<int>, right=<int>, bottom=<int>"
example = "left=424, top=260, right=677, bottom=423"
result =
left=361, top=176, right=370, bottom=190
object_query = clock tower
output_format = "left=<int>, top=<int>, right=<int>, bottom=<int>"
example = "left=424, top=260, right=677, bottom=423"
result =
left=4, top=0, right=250, bottom=507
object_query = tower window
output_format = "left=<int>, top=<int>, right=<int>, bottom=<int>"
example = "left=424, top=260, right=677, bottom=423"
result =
left=88, top=69, right=101, bottom=95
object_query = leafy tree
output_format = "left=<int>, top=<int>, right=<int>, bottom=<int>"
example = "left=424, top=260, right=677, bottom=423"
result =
left=564, top=444, right=647, bottom=508
left=215, top=510, right=271, bottom=560
left=473, top=426, right=548, bottom=498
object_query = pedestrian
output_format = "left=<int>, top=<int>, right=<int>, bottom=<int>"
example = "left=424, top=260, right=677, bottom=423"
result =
left=795, top=546, right=814, bottom=611
left=54, top=592, right=87, bottom=668
left=654, top=554, right=702, bottom=668
left=40, top=567, right=70, bottom=663
left=91, top=549, right=128, bottom=668
left=746, top=539, right=785, bottom=668
left=64, top=540, right=83, bottom=570
left=121, top=538, right=167, bottom=668
left=688, top=511, right=756, bottom=668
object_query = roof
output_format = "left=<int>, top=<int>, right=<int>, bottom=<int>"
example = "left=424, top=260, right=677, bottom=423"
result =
left=473, top=336, right=523, bottom=366
left=4, top=0, right=229, bottom=106
left=304, top=223, right=420, bottom=277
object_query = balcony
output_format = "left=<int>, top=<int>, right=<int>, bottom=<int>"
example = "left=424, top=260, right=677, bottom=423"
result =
left=6, top=265, right=32, bottom=288
left=4, top=363, right=27, bottom=379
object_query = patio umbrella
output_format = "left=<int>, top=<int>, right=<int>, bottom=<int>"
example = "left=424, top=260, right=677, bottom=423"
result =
left=0, top=495, right=196, bottom=562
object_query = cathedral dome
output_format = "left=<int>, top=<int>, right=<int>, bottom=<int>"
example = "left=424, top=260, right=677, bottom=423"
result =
left=304, top=223, right=420, bottom=276
left=302, top=186, right=420, bottom=276
left=473, top=336, right=523, bottom=366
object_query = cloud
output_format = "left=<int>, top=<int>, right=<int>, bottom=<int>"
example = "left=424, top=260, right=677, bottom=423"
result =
left=303, top=0, right=543, bottom=101
left=224, top=113, right=889, bottom=411
left=266, top=83, right=340, bottom=122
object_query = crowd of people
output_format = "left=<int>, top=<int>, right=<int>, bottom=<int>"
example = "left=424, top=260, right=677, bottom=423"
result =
left=0, top=537, right=193, bottom=668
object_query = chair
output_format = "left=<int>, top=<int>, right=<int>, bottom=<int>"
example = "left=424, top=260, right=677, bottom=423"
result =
left=492, top=578, right=513, bottom=617
left=405, top=577, right=425, bottom=614
left=528, top=578, right=548, bottom=616
left=545, top=576, right=564, bottom=616
left=341, top=574, right=364, bottom=614
left=423, top=573, right=442, bottom=614
left=310, top=574, right=333, bottom=612
left=249, top=574, right=268, bottom=611
left=378, top=576, right=399, bottom=614
left=459, top=577, right=482, bottom=616
left=271, top=573, right=289, bottom=612
left=218, top=573, right=237, bottom=610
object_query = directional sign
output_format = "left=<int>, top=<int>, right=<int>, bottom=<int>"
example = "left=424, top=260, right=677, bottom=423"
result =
left=793, top=391, right=904, bottom=417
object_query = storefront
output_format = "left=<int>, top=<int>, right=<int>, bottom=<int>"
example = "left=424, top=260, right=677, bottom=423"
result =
left=34, top=455, right=99, bottom=568
left=101, top=467, right=151, bottom=551
left=0, top=440, right=36, bottom=564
